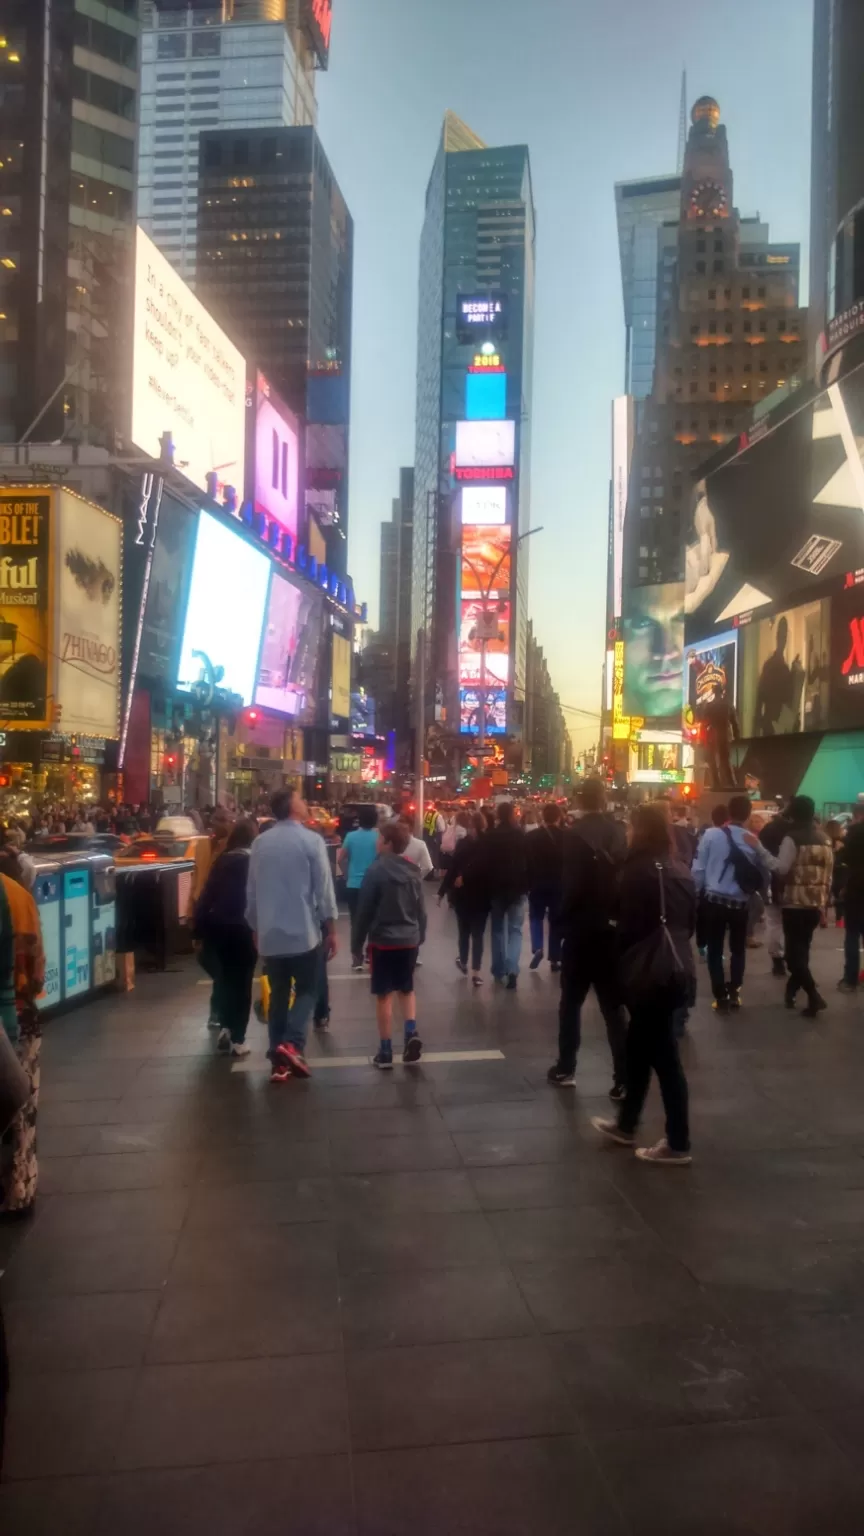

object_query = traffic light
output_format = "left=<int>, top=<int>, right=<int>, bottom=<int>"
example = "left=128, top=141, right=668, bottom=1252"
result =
left=164, top=752, right=176, bottom=770
left=246, top=709, right=259, bottom=729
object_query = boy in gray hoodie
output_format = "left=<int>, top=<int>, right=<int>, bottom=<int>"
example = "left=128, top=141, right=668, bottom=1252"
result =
left=353, top=818, right=427, bottom=1069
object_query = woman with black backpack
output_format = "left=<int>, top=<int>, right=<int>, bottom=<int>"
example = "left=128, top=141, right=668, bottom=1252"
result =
left=592, top=803, right=696, bottom=1166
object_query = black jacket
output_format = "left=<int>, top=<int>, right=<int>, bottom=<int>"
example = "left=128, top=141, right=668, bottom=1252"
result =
left=526, top=824, right=564, bottom=890
left=439, top=832, right=489, bottom=911
left=477, top=824, right=528, bottom=906
left=616, top=849, right=696, bottom=952
left=194, top=848, right=252, bottom=939
left=839, top=820, right=864, bottom=910
left=354, top=854, right=427, bottom=949
left=561, top=813, right=627, bottom=933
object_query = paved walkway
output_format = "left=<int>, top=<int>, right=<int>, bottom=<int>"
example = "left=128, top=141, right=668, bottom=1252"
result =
left=2, top=905, right=864, bottom=1533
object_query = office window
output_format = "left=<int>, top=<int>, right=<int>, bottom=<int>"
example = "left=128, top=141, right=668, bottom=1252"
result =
left=192, top=31, right=221, bottom=56
left=696, top=260, right=705, bottom=274
left=157, top=35, right=186, bottom=59
left=713, top=260, right=723, bottom=273
left=742, top=287, right=750, bottom=298
left=758, top=286, right=766, bottom=297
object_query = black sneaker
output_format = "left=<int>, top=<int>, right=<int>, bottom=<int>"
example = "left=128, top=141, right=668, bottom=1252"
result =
left=455, top=958, right=468, bottom=975
left=609, top=1082, right=626, bottom=1103
left=372, top=1047, right=394, bottom=1071
left=802, top=995, right=828, bottom=1019
left=772, top=958, right=787, bottom=977
left=402, top=1034, right=423, bottom=1065
left=712, top=997, right=730, bottom=1015
left=505, top=974, right=517, bottom=991
left=728, top=988, right=742, bottom=1011
left=529, top=950, right=543, bottom=971
left=547, top=1063, right=576, bottom=1087
left=314, top=1012, right=330, bottom=1030
left=550, top=961, right=561, bottom=974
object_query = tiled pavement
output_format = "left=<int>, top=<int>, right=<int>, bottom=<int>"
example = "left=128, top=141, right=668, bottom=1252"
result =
left=3, top=905, right=864, bottom=1532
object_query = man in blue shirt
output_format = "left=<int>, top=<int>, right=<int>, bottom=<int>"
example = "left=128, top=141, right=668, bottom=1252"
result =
left=338, top=805, right=380, bottom=970
left=693, top=794, right=775, bottom=1013
left=246, top=788, right=338, bottom=1081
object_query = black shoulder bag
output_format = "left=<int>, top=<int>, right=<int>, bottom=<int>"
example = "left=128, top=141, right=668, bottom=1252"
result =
left=618, top=861, right=690, bottom=1005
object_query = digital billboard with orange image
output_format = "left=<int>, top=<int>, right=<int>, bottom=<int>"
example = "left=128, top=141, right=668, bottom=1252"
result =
left=460, top=525, right=511, bottom=598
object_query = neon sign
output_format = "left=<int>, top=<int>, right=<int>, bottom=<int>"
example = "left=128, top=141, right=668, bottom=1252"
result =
left=454, top=465, right=514, bottom=482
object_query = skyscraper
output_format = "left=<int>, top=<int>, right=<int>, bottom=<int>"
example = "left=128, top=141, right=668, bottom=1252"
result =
left=810, top=0, right=864, bottom=375
left=138, top=0, right=322, bottom=282
left=0, top=0, right=140, bottom=445
left=196, top=124, right=353, bottom=573
left=413, top=113, right=536, bottom=766
left=614, top=174, right=682, bottom=401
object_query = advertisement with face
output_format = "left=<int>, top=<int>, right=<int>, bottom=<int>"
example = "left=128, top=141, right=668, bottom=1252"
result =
left=685, top=357, right=864, bottom=634
left=0, top=489, right=50, bottom=725
left=253, top=372, right=300, bottom=541
left=331, top=633, right=351, bottom=721
left=739, top=600, right=831, bottom=737
left=138, top=495, right=197, bottom=686
left=683, top=630, right=737, bottom=724
left=460, top=526, right=511, bottom=598
left=56, top=491, right=122, bottom=738
left=255, top=571, right=323, bottom=722
left=176, top=512, right=271, bottom=706
left=622, top=582, right=685, bottom=725
left=460, top=686, right=506, bottom=735
left=131, top=228, right=246, bottom=498
left=458, top=598, right=510, bottom=686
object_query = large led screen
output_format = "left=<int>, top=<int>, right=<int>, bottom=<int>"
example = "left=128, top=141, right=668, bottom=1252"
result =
left=177, top=512, right=270, bottom=705
left=466, top=372, right=506, bottom=421
left=461, top=486, right=507, bottom=525
left=255, top=571, right=323, bottom=722
left=685, top=359, right=864, bottom=634
left=456, top=294, right=509, bottom=344
left=622, top=582, right=685, bottom=726
left=739, top=599, right=831, bottom=737
left=459, top=598, right=510, bottom=686
left=138, top=495, right=197, bottom=686
left=831, top=582, right=864, bottom=727
left=460, top=686, right=506, bottom=735
left=455, top=420, right=515, bottom=469
left=331, top=633, right=351, bottom=720
left=683, top=630, right=738, bottom=726
left=253, top=373, right=300, bottom=540
left=56, top=491, right=122, bottom=738
left=131, top=229, right=246, bottom=498
left=460, top=526, right=512, bottom=597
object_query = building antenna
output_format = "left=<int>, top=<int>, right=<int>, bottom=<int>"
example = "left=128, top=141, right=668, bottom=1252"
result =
left=677, top=67, right=688, bottom=172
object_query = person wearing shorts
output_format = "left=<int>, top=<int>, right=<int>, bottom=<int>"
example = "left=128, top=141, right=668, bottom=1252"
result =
left=353, top=818, right=427, bottom=1070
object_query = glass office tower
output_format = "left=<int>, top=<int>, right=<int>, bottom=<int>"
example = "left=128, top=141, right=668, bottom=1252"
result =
left=614, top=174, right=682, bottom=401
left=413, top=113, right=535, bottom=764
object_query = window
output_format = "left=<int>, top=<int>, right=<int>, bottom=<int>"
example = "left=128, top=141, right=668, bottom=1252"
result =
left=191, top=31, right=221, bottom=57
left=709, top=321, right=717, bottom=334
left=696, top=260, right=706, bottom=274
left=71, top=120, right=135, bottom=172
left=155, top=133, right=184, bottom=144
left=156, top=88, right=187, bottom=97
left=743, top=363, right=752, bottom=373
left=697, top=239, right=706, bottom=252
left=744, top=321, right=752, bottom=333
left=742, top=287, right=750, bottom=298
left=690, top=324, right=698, bottom=335
left=158, top=36, right=187, bottom=59
left=714, top=238, right=723, bottom=252
left=709, top=382, right=717, bottom=392
left=154, top=196, right=182, bottom=207
left=191, top=70, right=220, bottom=80
left=758, top=286, right=766, bottom=297
left=689, top=382, right=697, bottom=394
left=713, top=260, right=723, bottom=273
left=74, top=13, right=137, bottom=68
left=72, top=66, right=136, bottom=121
left=725, top=322, right=733, bottom=334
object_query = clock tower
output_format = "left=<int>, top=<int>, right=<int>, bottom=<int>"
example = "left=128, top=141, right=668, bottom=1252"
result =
left=681, top=97, right=733, bottom=223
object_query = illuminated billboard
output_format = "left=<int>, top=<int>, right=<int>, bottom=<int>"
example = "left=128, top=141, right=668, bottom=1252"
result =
left=611, top=396, right=633, bottom=621
left=623, top=582, right=685, bottom=726
left=300, top=0, right=332, bottom=69
left=56, top=491, right=122, bottom=738
left=461, top=486, right=507, bottom=525
left=0, top=489, right=50, bottom=726
left=460, top=526, right=512, bottom=598
left=138, top=494, right=197, bottom=686
left=683, top=630, right=738, bottom=731
left=739, top=600, right=830, bottom=737
left=252, top=372, right=300, bottom=540
left=331, top=632, right=351, bottom=720
left=466, top=372, right=506, bottom=421
left=131, top=229, right=246, bottom=498
left=455, top=420, right=515, bottom=469
left=177, top=512, right=270, bottom=706
left=456, top=294, right=509, bottom=344
left=255, top=571, right=323, bottom=723
left=459, top=599, right=511, bottom=686
left=831, top=584, right=864, bottom=725
left=460, top=687, right=506, bottom=735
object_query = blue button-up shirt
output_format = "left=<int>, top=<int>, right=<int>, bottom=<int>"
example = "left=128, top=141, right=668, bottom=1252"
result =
left=693, top=824, right=774, bottom=903
left=246, top=819, right=337, bottom=957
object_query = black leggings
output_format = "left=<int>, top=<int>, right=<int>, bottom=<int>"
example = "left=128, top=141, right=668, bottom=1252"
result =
left=618, top=995, right=690, bottom=1153
left=782, top=907, right=822, bottom=1005
left=456, top=907, right=487, bottom=971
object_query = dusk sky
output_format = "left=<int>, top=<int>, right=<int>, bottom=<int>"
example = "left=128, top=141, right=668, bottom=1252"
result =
left=318, top=0, right=814, bottom=751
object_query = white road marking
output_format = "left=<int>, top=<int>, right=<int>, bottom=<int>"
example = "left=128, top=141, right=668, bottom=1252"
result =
left=230, top=1048, right=505, bottom=1073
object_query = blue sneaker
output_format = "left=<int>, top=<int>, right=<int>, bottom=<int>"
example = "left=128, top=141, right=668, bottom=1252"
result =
left=372, top=1045, right=394, bottom=1071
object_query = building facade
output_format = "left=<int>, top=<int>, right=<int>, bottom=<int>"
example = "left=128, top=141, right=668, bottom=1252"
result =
left=195, top=124, right=353, bottom=573
left=0, top=0, right=139, bottom=446
left=615, top=174, right=682, bottom=403
left=413, top=113, right=536, bottom=774
left=524, top=621, right=572, bottom=785
left=138, top=0, right=320, bottom=283
left=810, top=0, right=864, bottom=377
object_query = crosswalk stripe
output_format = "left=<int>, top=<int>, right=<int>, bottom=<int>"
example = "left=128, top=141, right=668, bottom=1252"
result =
left=230, top=1048, right=505, bottom=1073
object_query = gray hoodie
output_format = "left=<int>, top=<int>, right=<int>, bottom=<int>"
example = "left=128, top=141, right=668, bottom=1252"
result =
left=353, top=853, right=427, bottom=950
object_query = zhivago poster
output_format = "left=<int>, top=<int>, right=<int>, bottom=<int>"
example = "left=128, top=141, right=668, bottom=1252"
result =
left=55, top=491, right=122, bottom=738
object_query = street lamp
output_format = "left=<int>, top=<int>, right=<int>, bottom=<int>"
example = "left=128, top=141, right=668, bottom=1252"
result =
left=469, top=525, right=543, bottom=755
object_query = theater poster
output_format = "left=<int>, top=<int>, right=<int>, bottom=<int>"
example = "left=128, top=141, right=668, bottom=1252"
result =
left=55, top=490, right=122, bottom=739
left=0, top=488, right=50, bottom=726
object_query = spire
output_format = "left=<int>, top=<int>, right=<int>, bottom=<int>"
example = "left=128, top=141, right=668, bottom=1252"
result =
left=442, top=111, right=486, bottom=154
left=677, top=68, right=687, bottom=172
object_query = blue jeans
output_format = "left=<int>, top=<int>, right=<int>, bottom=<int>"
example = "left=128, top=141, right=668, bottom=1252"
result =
left=843, top=921, right=862, bottom=986
left=266, top=947, right=320, bottom=1056
left=528, top=886, right=563, bottom=963
left=490, top=898, right=525, bottom=979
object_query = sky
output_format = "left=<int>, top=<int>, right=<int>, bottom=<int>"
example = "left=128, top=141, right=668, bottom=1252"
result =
left=318, top=0, right=814, bottom=754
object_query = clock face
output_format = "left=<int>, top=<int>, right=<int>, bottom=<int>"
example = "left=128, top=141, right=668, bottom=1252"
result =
left=689, top=179, right=729, bottom=219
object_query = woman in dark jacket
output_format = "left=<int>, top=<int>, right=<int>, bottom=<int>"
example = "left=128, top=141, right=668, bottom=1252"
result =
left=592, top=803, right=696, bottom=1166
left=194, top=819, right=257, bottom=1056
left=439, top=812, right=489, bottom=986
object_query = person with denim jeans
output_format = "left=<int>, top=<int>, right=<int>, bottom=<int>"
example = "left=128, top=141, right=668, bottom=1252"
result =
left=692, top=794, right=774, bottom=1014
left=478, top=802, right=528, bottom=990
left=246, top=788, right=338, bottom=1081
left=338, top=806, right=380, bottom=969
